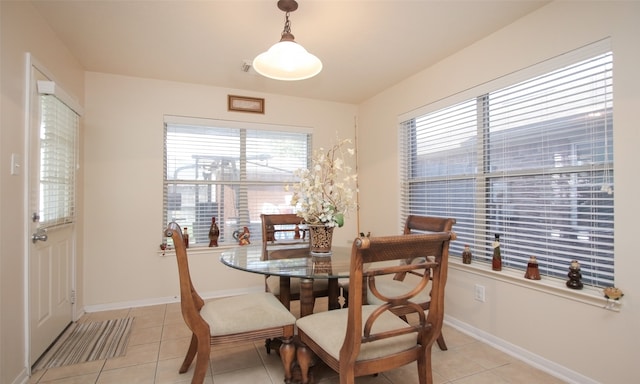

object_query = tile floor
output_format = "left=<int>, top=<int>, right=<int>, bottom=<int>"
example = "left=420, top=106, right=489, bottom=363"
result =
left=29, top=298, right=567, bottom=384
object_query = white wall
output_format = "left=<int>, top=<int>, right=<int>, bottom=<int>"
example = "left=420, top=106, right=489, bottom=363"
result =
left=82, top=73, right=358, bottom=307
left=0, top=2, right=85, bottom=383
left=357, top=2, right=639, bottom=383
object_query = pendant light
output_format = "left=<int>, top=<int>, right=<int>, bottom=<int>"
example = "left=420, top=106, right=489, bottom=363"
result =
left=253, top=0, right=322, bottom=81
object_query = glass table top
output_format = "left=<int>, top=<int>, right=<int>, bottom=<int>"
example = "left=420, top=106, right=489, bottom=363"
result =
left=220, top=245, right=352, bottom=279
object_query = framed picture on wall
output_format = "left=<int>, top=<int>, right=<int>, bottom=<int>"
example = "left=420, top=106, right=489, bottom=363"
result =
left=228, top=95, right=265, bottom=114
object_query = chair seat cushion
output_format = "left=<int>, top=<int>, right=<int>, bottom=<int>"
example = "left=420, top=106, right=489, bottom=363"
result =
left=366, top=278, right=431, bottom=305
left=296, top=305, right=417, bottom=361
left=266, top=276, right=330, bottom=295
left=201, top=292, right=296, bottom=336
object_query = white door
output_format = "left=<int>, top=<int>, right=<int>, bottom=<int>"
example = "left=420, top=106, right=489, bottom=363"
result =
left=27, top=61, right=77, bottom=366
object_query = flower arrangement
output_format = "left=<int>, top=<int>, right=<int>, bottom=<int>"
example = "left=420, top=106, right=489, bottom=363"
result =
left=287, top=138, right=358, bottom=227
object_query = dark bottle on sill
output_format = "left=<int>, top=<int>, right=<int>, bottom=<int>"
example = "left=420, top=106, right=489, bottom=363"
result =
left=208, top=217, right=219, bottom=247
left=491, top=234, right=502, bottom=271
left=183, top=227, right=189, bottom=248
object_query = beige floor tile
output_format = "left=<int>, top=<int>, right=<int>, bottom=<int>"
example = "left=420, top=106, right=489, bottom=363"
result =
left=102, top=341, right=160, bottom=370
left=431, top=347, right=487, bottom=381
left=163, top=310, right=184, bottom=326
left=383, top=361, right=449, bottom=384
left=165, top=302, right=181, bottom=314
left=129, top=324, right=163, bottom=346
left=37, top=360, right=105, bottom=382
left=450, top=370, right=510, bottom=384
left=158, top=337, right=191, bottom=361
left=456, top=341, right=517, bottom=369
left=38, top=372, right=100, bottom=383
left=316, top=372, right=392, bottom=383
left=96, top=362, right=157, bottom=383
left=161, top=322, right=191, bottom=341
left=438, top=324, right=478, bottom=349
left=210, top=342, right=263, bottom=374
left=154, top=356, right=213, bottom=384
left=129, top=304, right=166, bottom=317
left=212, top=364, right=276, bottom=384
left=132, top=312, right=166, bottom=329
left=492, top=360, right=568, bottom=384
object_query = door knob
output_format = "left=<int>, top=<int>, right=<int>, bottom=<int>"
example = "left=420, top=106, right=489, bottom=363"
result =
left=32, top=228, right=48, bottom=243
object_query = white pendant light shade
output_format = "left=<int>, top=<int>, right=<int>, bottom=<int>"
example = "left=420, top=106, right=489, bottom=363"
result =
left=252, top=0, right=322, bottom=81
left=253, top=40, right=322, bottom=81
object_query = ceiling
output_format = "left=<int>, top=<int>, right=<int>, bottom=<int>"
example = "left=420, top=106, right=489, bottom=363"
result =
left=31, top=0, right=549, bottom=104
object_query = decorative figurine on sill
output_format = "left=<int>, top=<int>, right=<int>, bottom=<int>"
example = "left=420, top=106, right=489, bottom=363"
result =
left=208, top=216, right=220, bottom=247
left=491, top=234, right=502, bottom=271
left=603, top=286, right=624, bottom=300
left=524, top=256, right=541, bottom=280
left=462, top=245, right=472, bottom=264
left=294, top=224, right=301, bottom=239
left=602, top=287, right=624, bottom=300
left=238, top=226, right=251, bottom=246
left=566, top=259, right=583, bottom=289
left=603, top=286, right=623, bottom=310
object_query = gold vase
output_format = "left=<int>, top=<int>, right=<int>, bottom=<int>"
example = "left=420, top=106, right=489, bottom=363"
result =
left=308, top=224, right=334, bottom=254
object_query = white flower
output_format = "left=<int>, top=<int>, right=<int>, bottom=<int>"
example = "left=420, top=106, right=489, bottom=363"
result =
left=288, top=138, right=358, bottom=227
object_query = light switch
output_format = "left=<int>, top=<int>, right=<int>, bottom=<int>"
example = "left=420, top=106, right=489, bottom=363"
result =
left=11, top=153, right=21, bottom=175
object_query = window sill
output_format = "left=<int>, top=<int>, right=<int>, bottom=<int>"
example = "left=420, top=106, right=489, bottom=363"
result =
left=158, top=244, right=240, bottom=257
left=449, top=259, right=622, bottom=312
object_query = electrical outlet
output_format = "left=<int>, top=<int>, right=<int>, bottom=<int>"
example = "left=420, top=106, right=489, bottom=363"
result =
left=474, top=284, right=486, bottom=302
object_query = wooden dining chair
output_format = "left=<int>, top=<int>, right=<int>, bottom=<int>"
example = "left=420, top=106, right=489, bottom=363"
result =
left=296, top=231, right=455, bottom=384
left=260, top=213, right=331, bottom=311
left=165, top=222, right=296, bottom=384
left=342, top=215, right=455, bottom=351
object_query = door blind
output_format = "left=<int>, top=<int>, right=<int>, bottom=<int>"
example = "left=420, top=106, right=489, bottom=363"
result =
left=38, top=94, right=79, bottom=227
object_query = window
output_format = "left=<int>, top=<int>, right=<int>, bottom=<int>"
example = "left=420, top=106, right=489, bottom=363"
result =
left=400, top=44, right=613, bottom=287
left=39, top=93, right=79, bottom=227
left=164, top=116, right=311, bottom=246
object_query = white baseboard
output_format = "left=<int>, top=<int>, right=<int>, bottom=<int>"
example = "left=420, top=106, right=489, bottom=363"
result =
left=444, top=315, right=600, bottom=384
left=82, top=286, right=264, bottom=313
left=13, top=368, right=29, bottom=384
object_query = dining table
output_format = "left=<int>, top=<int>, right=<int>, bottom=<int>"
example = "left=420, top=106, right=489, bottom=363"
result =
left=220, top=245, right=354, bottom=317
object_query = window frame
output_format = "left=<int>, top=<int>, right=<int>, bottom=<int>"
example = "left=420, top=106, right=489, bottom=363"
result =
left=163, top=115, right=312, bottom=247
left=399, top=40, right=614, bottom=289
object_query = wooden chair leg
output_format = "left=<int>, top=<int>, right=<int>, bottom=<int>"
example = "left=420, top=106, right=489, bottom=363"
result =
left=279, top=337, right=295, bottom=384
left=265, top=338, right=272, bottom=354
left=179, top=333, right=198, bottom=373
left=191, top=331, right=211, bottom=384
left=296, top=343, right=314, bottom=384
left=436, top=332, right=448, bottom=351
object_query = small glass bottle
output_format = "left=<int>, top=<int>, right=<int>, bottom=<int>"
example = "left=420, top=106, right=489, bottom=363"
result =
left=183, top=227, right=189, bottom=248
left=524, top=256, right=541, bottom=280
left=208, top=217, right=219, bottom=247
left=491, top=234, right=502, bottom=271
left=462, top=245, right=472, bottom=264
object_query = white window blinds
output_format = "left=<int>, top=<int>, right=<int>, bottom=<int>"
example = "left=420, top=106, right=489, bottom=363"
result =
left=38, top=94, right=79, bottom=227
left=400, top=46, right=614, bottom=287
left=164, top=117, right=311, bottom=246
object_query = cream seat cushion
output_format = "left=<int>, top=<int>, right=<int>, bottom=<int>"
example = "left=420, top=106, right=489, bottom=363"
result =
left=200, top=292, right=296, bottom=336
left=296, top=305, right=418, bottom=361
